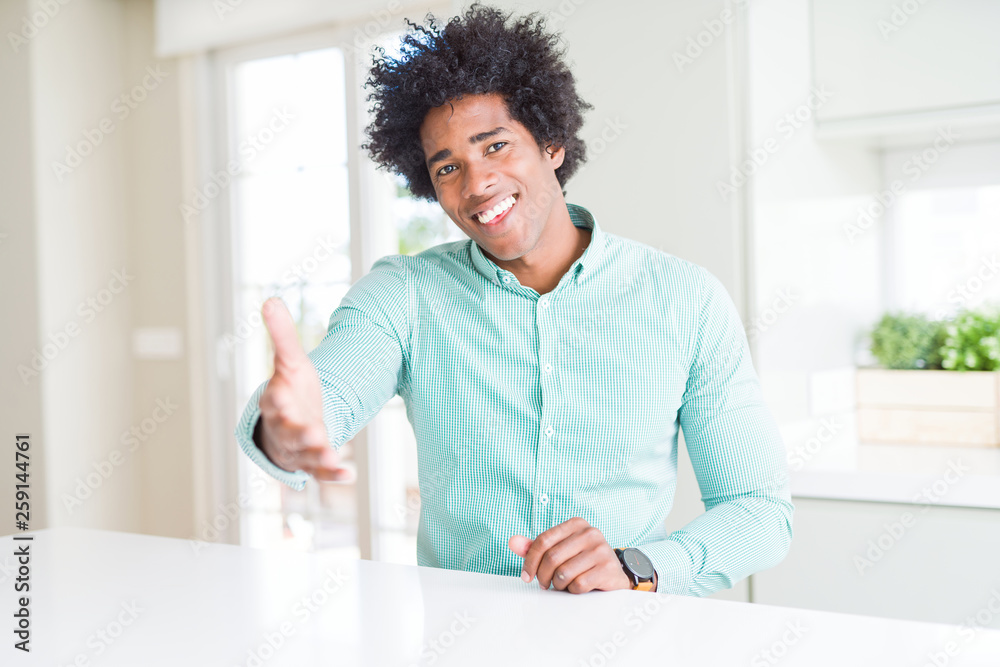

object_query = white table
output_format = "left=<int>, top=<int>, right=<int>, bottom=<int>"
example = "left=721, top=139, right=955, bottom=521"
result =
left=7, top=527, right=1000, bottom=666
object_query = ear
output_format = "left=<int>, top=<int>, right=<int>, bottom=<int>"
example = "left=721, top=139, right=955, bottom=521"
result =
left=544, top=142, right=565, bottom=171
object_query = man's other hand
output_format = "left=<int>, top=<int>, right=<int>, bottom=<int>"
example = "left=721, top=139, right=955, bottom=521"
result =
left=508, top=518, right=633, bottom=594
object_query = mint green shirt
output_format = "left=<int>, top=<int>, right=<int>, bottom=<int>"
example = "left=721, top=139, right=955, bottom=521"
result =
left=234, top=203, right=793, bottom=596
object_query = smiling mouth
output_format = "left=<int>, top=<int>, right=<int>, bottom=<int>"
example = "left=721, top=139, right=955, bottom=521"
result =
left=473, top=194, right=518, bottom=225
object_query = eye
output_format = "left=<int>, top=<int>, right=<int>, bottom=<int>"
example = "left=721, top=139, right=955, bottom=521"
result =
left=486, top=141, right=507, bottom=154
left=436, top=164, right=456, bottom=177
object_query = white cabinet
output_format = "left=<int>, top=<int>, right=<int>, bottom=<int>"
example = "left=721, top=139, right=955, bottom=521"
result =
left=810, top=0, right=1000, bottom=140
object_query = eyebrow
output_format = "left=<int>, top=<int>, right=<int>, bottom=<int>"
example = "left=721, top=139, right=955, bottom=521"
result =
left=426, top=126, right=512, bottom=170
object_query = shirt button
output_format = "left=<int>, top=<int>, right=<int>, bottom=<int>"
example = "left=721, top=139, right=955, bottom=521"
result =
left=544, top=364, right=552, bottom=373
left=544, top=426, right=554, bottom=437
left=502, top=275, right=511, bottom=283
left=539, top=494, right=549, bottom=506
left=540, top=298, right=549, bottom=308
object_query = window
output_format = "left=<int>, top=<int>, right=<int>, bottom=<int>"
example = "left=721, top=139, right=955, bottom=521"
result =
left=228, top=46, right=357, bottom=556
left=218, top=19, right=461, bottom=563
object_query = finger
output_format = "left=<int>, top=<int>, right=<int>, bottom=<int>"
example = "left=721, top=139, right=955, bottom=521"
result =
left=508, top=535, right=532, bottom=559
left=307, top=462, right=356, bottom=483
left=576, top=560, right=633, bottom=594
left=297, top=444, right=355, bottom=482
left=536, top=529, right=597, bottom=590
left=295, top=441, right=340, bottom=471
left=550, top=550, right=602, bottom=592
left=565, top=564, right=605, bottom=595
left=262, top=298, right=308, bottom=371
left=263, top=422, right=332, bottom=473
left=521, top=517, right=588, bottom=586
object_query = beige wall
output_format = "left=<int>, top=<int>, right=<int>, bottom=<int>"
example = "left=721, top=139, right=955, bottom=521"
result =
left=121, top=0, right=193, bottom=537
left=1, top=0, right=192, bottom=538
left=0, top=0, right=48, bottom=535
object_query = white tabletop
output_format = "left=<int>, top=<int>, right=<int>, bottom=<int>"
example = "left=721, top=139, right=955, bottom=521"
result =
left=8, top=527, right=1000, bottom=666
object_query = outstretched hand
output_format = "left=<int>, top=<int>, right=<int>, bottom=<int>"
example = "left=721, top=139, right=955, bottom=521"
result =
left=256, top=297, right=353, bottom=482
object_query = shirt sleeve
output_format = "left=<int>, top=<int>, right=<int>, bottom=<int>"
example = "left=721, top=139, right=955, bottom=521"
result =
left=233, top=255, right=412, bottom=491
left=640, top=265, right=794, bottom=596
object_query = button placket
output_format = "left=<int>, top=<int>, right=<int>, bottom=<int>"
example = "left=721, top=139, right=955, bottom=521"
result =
left=533, top=292, right=560, bottom=534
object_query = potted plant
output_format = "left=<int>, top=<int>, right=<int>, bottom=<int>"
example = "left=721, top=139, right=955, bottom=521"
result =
left=857, top=307, right=1000, bottom=447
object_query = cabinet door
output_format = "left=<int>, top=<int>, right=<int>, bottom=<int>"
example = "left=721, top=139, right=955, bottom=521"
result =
left=812, top=0, right=1000, bottom=122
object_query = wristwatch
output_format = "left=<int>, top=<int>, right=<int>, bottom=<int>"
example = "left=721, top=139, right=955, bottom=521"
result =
left=614, top=547, right=656, bottom=592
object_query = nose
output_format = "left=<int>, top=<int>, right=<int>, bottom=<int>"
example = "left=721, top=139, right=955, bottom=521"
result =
left=460, top=157, right=498, bottom=201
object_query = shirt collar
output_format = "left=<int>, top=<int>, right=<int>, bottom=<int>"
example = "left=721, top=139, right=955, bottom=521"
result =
left=469, top=202, right=607, bottom=288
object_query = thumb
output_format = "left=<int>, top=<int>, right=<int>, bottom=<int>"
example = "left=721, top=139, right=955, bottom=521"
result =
left=262, top=297, right=307, bottom=370
left=507, top=535, right=532, bottom=558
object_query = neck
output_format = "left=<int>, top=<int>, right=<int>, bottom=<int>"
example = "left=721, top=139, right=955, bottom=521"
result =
left=483, top=205, right=592, bottom=295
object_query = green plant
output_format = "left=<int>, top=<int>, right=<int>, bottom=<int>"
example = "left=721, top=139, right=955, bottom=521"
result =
left=939, top=307, right=1000, bottom=371
left=869, top=312, right=946, bottom=370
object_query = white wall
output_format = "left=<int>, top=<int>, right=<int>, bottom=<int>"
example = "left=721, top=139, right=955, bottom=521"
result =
left=746, top=0, right=1000, bottom=625
left=532, top=0, right=747, bottom=303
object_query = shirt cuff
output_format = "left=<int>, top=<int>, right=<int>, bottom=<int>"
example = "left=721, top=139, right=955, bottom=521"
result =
left=234, top=382, right=309, bottom=492
left=638, top=538, right=694, bottom=596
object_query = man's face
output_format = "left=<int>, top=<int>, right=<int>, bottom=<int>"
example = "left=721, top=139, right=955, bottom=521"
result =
left=419, top=92, right=565, bottom=263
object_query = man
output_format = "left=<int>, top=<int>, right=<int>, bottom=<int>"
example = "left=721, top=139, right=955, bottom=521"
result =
left=235, top=3, right=793, bottom=596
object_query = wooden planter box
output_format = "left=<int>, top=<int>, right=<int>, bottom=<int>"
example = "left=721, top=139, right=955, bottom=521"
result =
left=856, top=368, right=1000, bottom=447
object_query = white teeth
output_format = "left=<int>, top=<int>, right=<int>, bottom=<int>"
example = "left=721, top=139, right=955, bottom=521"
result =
left=476, top=195, right=516, bottom=223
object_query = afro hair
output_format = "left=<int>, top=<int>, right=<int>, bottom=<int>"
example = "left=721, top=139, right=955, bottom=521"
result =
left=361, top=2, right=594, bottom=202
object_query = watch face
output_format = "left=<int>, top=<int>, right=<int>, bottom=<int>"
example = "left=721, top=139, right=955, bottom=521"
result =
left=623, top=548, right=654, bottom=580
